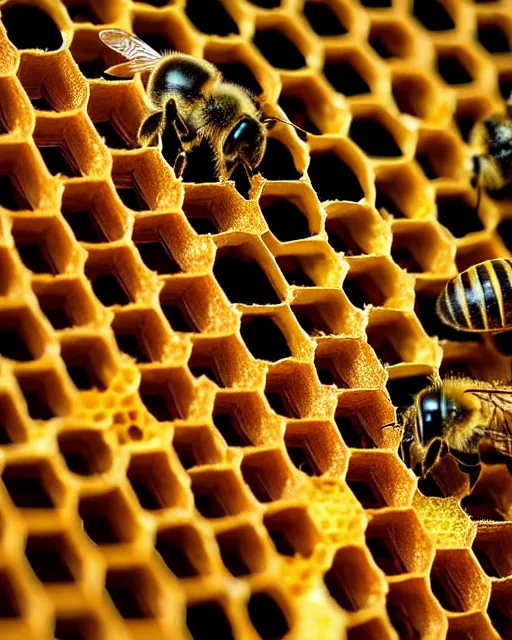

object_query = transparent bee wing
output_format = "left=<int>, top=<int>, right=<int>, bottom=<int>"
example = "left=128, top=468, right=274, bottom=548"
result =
left=467, top=387, right=512, bottom=456
left=99, top=29, right=161, bottom=77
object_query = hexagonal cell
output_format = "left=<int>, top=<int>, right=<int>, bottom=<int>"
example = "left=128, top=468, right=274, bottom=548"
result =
left=53, top=614, right=104, bottom=640
left=315, top=338, right=387, bottom=389
left=140, top=367, right=195, bottom=421
left=343, top=256, right=413, bottom=309
left=285, top=419, right=348, bottom=477
left=241, top=448, right=295, bottom=503
left=436, top=187, right=484, bottom=238
left=159, top=274, right=235, bottom=335
left=487, top=580, right=512, bottom=639
left=188, top=335, right=260, bottom=387
left=156, top=522, right=212, bottom=578
left=127, top=450, right=189, bottom=511
left=253, top=18, right=308, bottom=70
left=213, top=241, right=284, bottom=305
left=303, top=0, right=350, bottom=37
left=349, top=107, right=408, bottom=159
left=473, top=523, right=512, bottom=579
left=2, top=3, right=64, bottom=50
left=377, top=163, right=431, bottom=219
left=436, top=45, right=477, bottom=86
left=12, top=216, right=77, bottom=276
left=265, top=362, right=325, bottom=419
left=33, top=277, right=98, bottom=331
left=186, top=599, right=236, bottom=640
left=132, top=10, right=194, bottom=56
left=413, top=0, right=456, bottom=31
left=113, top=308, right=169, bottom=364
left=263, top=505, right=320, bottom=557
left=275, top=244, right=339, bottom=288
left=2, top=458, right=65, bottom=509
left=323, top=46, right=378, bottom=97
left=240, top=314, right=292, bottom=362
left=430, top=548, right=490, bottom=612
left=0, top=305, right=48, bottom=362
left=18, top=50, right=87, bottom=112
left=392, top=69, right=448, bottom=121
left=212, top=390, right=281, bottom=448
left=60, top=335, right=117, bottom=392
left=25, top=532, right=82, bottom=584
left=190, top=467, right=254, bottom=519
left=369, top=18, right=416, bottom=60
left=335, top=389, right=395, bottom=449
left=391, top=219, right=454, bottom=275
left=258, top=135, right=303, bottom=182
left=259, top=183, right=322, bottom=242
left=325, top=202, right=390, bottom=256
left=63, top=0, right=122, bottom=26
left=324, top=544, right=386, bottom=612
left=57, top=428, right=113, bottom=476
left=132, top=216, right=190, bottom=276
left=477, top=14, right=511, bottom=54
left=204, top=42, right=264, bottom=97
left=247, top=591, right=291, bottom=640
left=88, top=82, right=143, bottom=150
left=172, top=425, right=223, bottom=470
left=365, top=509, right=433, bottom=575
left=0, top=143, right=49, bottom=212
left=291, top=289, right=360, bottom=337
left=416, top=129, right=465, bottom=181
left=0, top=392, right=29, bottom=445
left=498, top=68, right=512, bottom=101
left=346, top=451, right=415, bottom=508
left=386, top=577, right=446, bottom=639
left=79, top=488, right=140, bottom=545
left=216, top=523, right=269, bottom=577
left=62, top=181, right=126, bottom=244
left=185, top=0, right=239, bottom=36
left=84, top=247, right=143, bottom=308
left=105, top=566, right=163, bottom=619
left=15, top=367, right=73, bottom=420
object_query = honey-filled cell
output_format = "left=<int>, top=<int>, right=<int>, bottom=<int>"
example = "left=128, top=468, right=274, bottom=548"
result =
left=0, top=1, right=511, bottom=639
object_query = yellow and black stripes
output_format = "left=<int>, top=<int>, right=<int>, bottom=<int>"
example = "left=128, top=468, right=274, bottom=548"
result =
left=436, top=259, right=512, bottom=332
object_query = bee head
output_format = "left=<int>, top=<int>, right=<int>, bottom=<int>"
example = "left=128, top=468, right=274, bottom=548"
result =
left=223, top=116, right=267, bottom=178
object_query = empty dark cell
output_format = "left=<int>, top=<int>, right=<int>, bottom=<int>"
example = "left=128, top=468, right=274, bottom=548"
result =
left=59, top=448, right=90, bottom=476
left=90, top=273, right=131, bottom=306
left=430, top=565, right=464, bottom=612
left=335, top=415, right=375, bottom=448
left=369, top=31, right=395, bottom=59
left=368, top=333, right=401, bottom=366
left=194, top=491, right=228, bottom=518
left=477, top=24, right=510, bottom=53
left=25, top=539, right=73, bottom=583
left=498, top=220, right=512, bottom=252
left=286, top=444, right=320, bottom=476
left=64, top=362, right=103, bottom=391
left=326, top=223, right=361, bottom=255
left=0, top=328, right=32, bottom=361
left=115, top=185, right=149, bottom=211
left=66, top=3, right=101, bottom=23
left=349, top=120, right=402, bottom=158
left=93, top=121, right=131, bottom=150
left=186, top=214, right=219, bottom=235
left=54, top=618, right=93, bottom=640
left=375, top=188, right=405, bottom=218
left=347, top=479, right=386, bottom=508
left=247, top=593, right=289, bottom=640
left=437, top=56, right=473, bottom=85
left=415, top=152, right=438, bottom=180
left=161, top=302, right=199, bottom=333
left=20, top=388, right=55, bottom=421
left=387, top=602, right=420, bottom=640
left=303, top=1, right=347, bottom=36
left=241, top=317, right=291, bottom=361
left=156, top=535, right=197, bottom=578
left=2, top=5, right=63, bottom=50
left=16, top=243, right=55, bottom=274
left=278, top=95, right=319, bottom=136
left=461, top=493, right=504, bottom=521
left=386, top=374, right=432, bottom=413
left=309, top=152, right=364, bottom=202
left=133, top=0, right=172, bottom=8
left=63, top=210, right=107, bottom=243
left=186, top=602, right=235, bottom=640
left=128, top=477, right=162, bottom=510
left=261, top=199, right=311, bottom=241
left=173, top=441, right=198, bottom=470
left=0, top=175, right=32, bottom=211
left=491, top=331, right=512, bottom=356
left=472, top=548, right=500, bottom=578
left=106, top=574, right=150, bottom=619
left=499, top=75, right=512, bottom=101
left=258, top=138, right=301, bottom=181
left=324, top=566, right=358, bottom=612
left=416, top=473, right=445, bottom=498
left=0, top=422, right=12, bottom=446
left=359, top=0, right=392, bottom=5
left=115, top=333, right=150, bottom=363
left=216, top=62, right=262, bottom=96
left=323, top=61, right=370, bottom=96
left=242, top=466, right=273, bottom=503
left=213, top=412, right=252, bottom=446
left=343, top=278, right=372, bottom=309
left=391, top=245, right=422, bottom=273
left=133, top=31, right=176, bottom=54
left=246, top=0, right=280, bottom=6
left=188, top=357, right=224, bottom=386
left=264, top=389, right=300, bottom=418
left=413, top=0, right=455, bottom=31
left=436, top=195, right=483, bottom=237
left=186, top=0, right=239, bottom=36
left=253, top=30, right=305, bottom=70
left=218, top=540, right=250, bottom=577
left=276, top=257, right=315, bottom=286
left=265, top=527, right=296, bottom=556
left=488, top=604, right=512, bottom=640
left=140, top=392, right=177, bottom=421
left=38, top=302, right=72, bottom=330
left=366, top=535, right=406, bottom=575
left=78, top=59, right=112, bottom=80
left=2, top=467, right=53, bottom=508
left=315, top=363, right=337, bottom=385
left=136, top=241, right=181, bottom=274
left=455, top=113, right=477, bottom=143
left=0, top=574, right=21, bottom=619
left=80, top=509, right=118, bottom=544
left=213, top=253, right=280, bottom=304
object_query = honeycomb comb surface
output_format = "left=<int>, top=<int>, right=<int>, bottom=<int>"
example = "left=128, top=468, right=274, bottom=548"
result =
left=0, top=0, right=511, bottom=638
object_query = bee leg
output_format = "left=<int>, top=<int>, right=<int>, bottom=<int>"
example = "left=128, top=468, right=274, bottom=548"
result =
left=138, top=111, right=165, bottom=147
left=173, top=151, right=187, bottom=179
left=166, top=98, right=196, bottom=144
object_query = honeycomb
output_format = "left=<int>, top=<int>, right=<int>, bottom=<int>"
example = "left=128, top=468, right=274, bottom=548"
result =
left=0, top=0, right=512, bottom=637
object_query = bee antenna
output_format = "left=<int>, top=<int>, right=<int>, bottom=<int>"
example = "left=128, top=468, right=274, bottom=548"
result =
left=262, top=117, right=309, bottom=137
left=381, top=422, right=398, bottom=430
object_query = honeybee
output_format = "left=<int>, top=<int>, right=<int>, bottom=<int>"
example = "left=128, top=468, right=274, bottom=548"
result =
left=436, top=258, right=512, bottom=334
left=99, top=29, right=303, bottom=183
left=389, top=376, right=512, bottom=480
left=470, top=93, right=512, bottom=210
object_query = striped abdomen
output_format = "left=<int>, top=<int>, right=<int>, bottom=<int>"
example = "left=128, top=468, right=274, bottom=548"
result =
left=436, top=259, right=512, bottom=332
